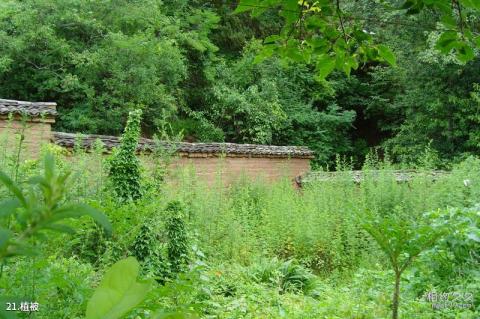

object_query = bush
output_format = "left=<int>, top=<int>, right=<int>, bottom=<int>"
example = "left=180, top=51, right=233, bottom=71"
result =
left=108, top=109, right=143, bottom=202
left=166, top=201, right=189, bottom=276
left=131, top=219, right=170, bottom=282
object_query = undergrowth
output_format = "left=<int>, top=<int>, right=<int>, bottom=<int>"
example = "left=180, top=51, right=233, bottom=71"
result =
left=0, top=135, right=478, bottom=318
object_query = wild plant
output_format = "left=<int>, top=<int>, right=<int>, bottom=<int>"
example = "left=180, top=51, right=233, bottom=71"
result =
left=414, top=206, right=480, bottom=291
left=131, top=219, right=170, bottom=282
left=85, top=257, right=153, bottom=319
left=362, top=206, right=447, bottom=319
left=151, top=114, right=183, bottom=190
left=166, top=201, right=189, bottom=276
left=108, top=109, right=143, bottom=202
left=0, top=153, right=111, bottom=276
left=67, top=223, right=108, bottom=266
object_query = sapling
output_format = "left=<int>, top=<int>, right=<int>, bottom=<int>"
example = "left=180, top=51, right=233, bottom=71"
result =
left=362, top=206, right=446, bottom=319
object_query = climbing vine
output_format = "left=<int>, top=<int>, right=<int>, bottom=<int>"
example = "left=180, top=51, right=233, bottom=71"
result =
left=108, top=109, right=143, bottom=201
left=165, top=201, right=189, bottom=275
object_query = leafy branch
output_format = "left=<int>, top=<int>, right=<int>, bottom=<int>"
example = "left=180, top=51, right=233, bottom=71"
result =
left=0, top=153, right=112, bottom=262
left=235, top=0, right=480, bottom=79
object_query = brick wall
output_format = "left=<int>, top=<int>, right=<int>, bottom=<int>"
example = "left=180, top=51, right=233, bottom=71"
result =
left=0, top=118, right=53, bottom=157
left=170, top=155, right=310, bottom=186
left=0, top=117, right=311, bottom=186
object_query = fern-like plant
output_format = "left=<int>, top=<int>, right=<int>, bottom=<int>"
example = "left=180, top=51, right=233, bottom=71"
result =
left=108, top=109, right=143, bottom=201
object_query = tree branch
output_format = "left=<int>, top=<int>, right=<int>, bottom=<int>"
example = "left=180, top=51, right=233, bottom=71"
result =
left=336, top=0, right=348, bottom=43
left=453, top=0, right=465, bottom=38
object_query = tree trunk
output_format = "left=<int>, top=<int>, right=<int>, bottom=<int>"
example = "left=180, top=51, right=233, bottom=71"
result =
left=392, top=271, right=401, bottom=319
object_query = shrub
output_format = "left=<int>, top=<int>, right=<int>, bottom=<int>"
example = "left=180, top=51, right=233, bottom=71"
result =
left=0, top=256, right=96, bottom=318
left=248, top=257, right=319, bottom=296
left=108, top=109, right=143, bottom=202
left=166, top=201, right=189, bottom=276
left=131, top=219, right=170, bottom=282
left=67, top=224, right=108, bottom=266
left=413, top=205, right=480, bottom=292
left=0, top=153, right=111, bottom=263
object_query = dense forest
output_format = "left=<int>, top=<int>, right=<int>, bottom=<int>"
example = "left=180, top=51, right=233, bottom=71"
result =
left=1, top=0, right=479, bottom=167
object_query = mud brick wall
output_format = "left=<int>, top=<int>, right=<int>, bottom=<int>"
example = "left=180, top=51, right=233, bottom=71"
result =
left=171, top=155, right=311, bottom=185
left=0, top=118, right=53, bottom=158
left=0, top=98, right=314, bottom=185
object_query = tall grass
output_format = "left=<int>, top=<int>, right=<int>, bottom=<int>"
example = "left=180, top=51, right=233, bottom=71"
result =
left=1, top=142, right=479, bottom=318
left=2, top=140, right=479, bottom=274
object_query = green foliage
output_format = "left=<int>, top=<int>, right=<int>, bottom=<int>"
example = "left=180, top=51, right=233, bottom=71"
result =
left=85, top=257, right=153, bottom=319
left=108, top=109, right=142, bottom=202
left=131, top=219, right=170, bottom=283
left=0, top=153, right=111, bottom=261
left=166, top=201, right=189, bottom=276
left=132, top=223, right=157, bottom=263
left=1, top=0, right=479, bottom=167
left=193, top=42, right=355, bottom=165
left=0, top=0, right=190, bottom=134
left=249, top=257, right=319, bottom=295
left=1, top=153, right=480, bottom=318
left=235, top=0, right=479, bottom=79
left=1, top=256, right=96, bottom=318
left=363, top=206, right=448, bottom=319
left=414, top=206, right=480, bottom=291
left=67, top=224, right=108, bottom=266
left=363, top=207, right=447, bottom=275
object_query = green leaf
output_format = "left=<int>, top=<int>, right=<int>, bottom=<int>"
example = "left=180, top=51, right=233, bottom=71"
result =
left=0, top=172, right=26, bottom=207
left=284, top=46, right=305, bottom=62
left=440, top=14, right=457, bottom=28
left=280, top=0, right=300, bottom=24
left=460, top=0, right=480, bottom=10
left=50, top=204, right=112, bottom=235
left=430, top=0, right=452, bottom=13
left=343, top=56, right=359, bottom=77
left=307, top=37, right=328, bottom=52
left=305, top=16, right=326, bottom=29
left=0, top=199, right=20, bottom=218
left=378, top=45, right=397, bottom=66
left=0, top=229, right=12, bottom=250
left=234, top=0, right=258, bottom=14
left=436, top=31, right=459, bottom=53
left=456, top=43, right=474, bottom=63
left=43, top=224, right=76, bottom=235
left=315, top=54, right=336, bottom=80
left=85, top=257, right=153, bottom=319
left=263, top=35, right=281, bottom=44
